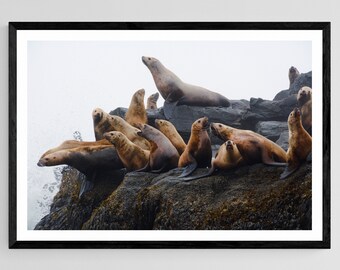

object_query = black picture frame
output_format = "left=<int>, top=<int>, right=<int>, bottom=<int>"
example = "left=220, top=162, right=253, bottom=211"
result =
left=9, top=22, right=331, bottom=249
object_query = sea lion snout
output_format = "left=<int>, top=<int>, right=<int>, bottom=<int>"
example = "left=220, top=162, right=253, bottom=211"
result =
left=37, top=160, right=45, bottom=167
left=293, top=107, right=301, bottom=116
left=92, top=108, right=103, bottom=122
left=142, top=56, right=153, bottom=65
left=226, top=140, right=234, bottom=151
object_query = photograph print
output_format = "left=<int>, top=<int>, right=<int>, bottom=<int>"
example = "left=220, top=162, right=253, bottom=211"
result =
left=9, top=22, right=330, bottom=248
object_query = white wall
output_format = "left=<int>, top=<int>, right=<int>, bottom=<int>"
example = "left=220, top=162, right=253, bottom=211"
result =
left=0, top=0, right=338, bottom=269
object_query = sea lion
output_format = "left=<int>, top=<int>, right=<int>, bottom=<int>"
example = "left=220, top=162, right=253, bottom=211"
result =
left=92, top=108, right=115, bottom=141
left=104, top=131, right=150, bottom=171
left=125, top=88, right=148, bottom=127
left=37, top=144, right=124, bottom=197
left=289, top=66, right=300, bottom=87
left=155, top=119, right=186, bottom=155
left=92, top=108, right=150, bottom=150
left=178, top=117, right=212, bottom=177
left=135, top=123, right=179, bottom=172
left=147, top=92, right=159, bottom=110
left=39, top=139, right=111, bottom=158
left=297, top=86, right=312, bottom=134
left=142, top=56, right=231, bottom=119
left=280, top=108, right=312, bottom=179
left=211, top=123, right=287, bottom=166
left=182, top=140, right=244, bottom=182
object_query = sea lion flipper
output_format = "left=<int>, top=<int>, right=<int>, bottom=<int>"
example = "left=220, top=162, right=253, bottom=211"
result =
left=79, top=178, right=94, bottom=198
left=150, top=165, right=166, bottom=173
left=134, top=162, right=150, bottom=172
left=181, top=166, right=215, bottom=182
left=178, top=158, right=198, bottom=178
left=280, top=165, right=298, bottom=180
left=261, top=148, right=287, bottom=166
left=163, top=100, right=178, bottom=119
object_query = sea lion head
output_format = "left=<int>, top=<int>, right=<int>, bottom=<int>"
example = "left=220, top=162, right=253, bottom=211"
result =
left=192, top=117, right=209, bottom=132
left=142, top=56, right=160, bottom=69
left=211, top=122, right=233, bottom=141
left=225, top=140, right=235, bottom=151
left=132, top=88, right=145, bottom=103
left=104, top=131, right=125, bottom=146
left=288, top=107, right=302, bottom=126
left=148, top=92, right=159, bottom=102
left=92, top=108, right=104, bottom=124
left=37, top=151, right=67, bottom=167
left=155, top=119, right=173, bottom=131
left=136, top=124, right=162, bottom=142
left=289, top=66, right=298, bottom=74
left=297, top=86, right=312, bottom=106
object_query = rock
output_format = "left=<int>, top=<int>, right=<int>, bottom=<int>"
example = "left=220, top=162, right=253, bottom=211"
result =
left=276, top=130, right=289, bottom=151
left=273, top=71, right=312, bottom=101
left=255, top=121, right=288, bottom=142
left=36, top=162, right=311, bottom=230
left=35, top=167, right=126, bottom=230
left=241, top=95, right=297, bottom=130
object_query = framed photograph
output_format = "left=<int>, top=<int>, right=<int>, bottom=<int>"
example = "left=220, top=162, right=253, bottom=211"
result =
left=9, top=22, right=330, bottom=248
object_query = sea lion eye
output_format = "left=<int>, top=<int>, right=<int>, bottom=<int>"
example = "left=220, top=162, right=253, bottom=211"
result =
left=198, top=120, right=201, bottom=123
left=219, top=124, right=222, bottom=127
left=148, top=57, right=151, bottom=60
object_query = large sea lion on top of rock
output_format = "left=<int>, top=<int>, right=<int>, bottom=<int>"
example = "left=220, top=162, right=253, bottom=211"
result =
left=297, top=86, right=312, bottom=134
left=280, top=108, right=312, bottom=179
left=125, top=88, right=148, bottom=127
left=182, top=140, right=244, bottom=182
left=142, top=56, right=231, bottom=119
left=37, top=144, right=124, bottom=197
left=289, top=66, right=300, bottom=87
left=92, top=108, right=150, bottom=150
left=147, top=92, right=159, bottom=110
left=104, top=131, right=150, bottom=172
left=211, top=123, right=287, bottom=166
left=155, top=119, right=186, bottom=155
left=178, top=117, right=212, bottom=177
left=135, top=123, right=179, bottom=173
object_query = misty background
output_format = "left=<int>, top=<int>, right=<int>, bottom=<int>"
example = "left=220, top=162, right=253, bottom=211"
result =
left=27, top=40, right=312, bottom=229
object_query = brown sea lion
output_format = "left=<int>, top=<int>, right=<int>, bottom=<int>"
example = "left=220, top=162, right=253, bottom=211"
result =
left=147, top=92, right=159, bottom=110
left=125, top=88, right=148, bottom=127
left=37, top=144, right=124, bottom=197
left=280, top=108, right=312, bottom=179
left=289, top=66, right=300, bottom=87
left=39, top=139, right=111, bottom=158
left=211, top=123, right=287, bottom=166
left=142, top=56, right=231, bottom=119
left=297, top=86, right=312, bottom=134
left=92, top=108, right=115, bottom=141
left=135, top=123, right=179, bottom=172
left=155, top=119, right=186, bottom=155
left=92, top=108, right=150, bottom=150
left=178, top=117, right=212, bottom=177
left=182, top=140, right=244, bottom=182
left=104, top=131, right=150, bottom=171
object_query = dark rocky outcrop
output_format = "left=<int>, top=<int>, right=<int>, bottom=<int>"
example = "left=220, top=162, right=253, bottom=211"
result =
left=255, top=121, right=288, bottom=142
left=36, top=162, right=311, bottom=230
left=273, top=71, right=312, bottom=101
left=35, top=70, right=312, bottom=231
left=35, top=168, right=126, bottom=230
